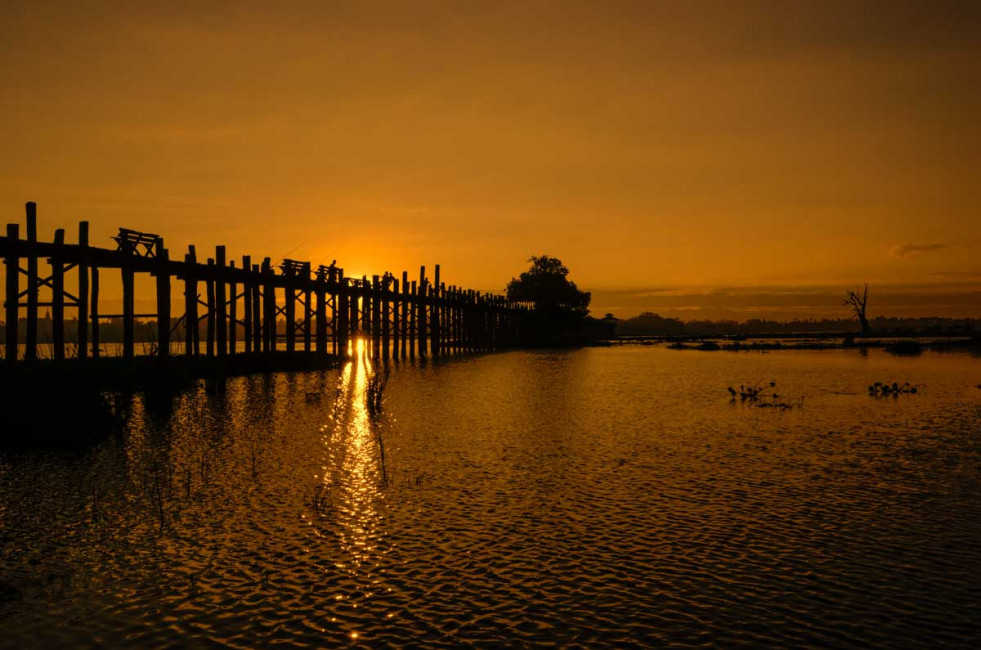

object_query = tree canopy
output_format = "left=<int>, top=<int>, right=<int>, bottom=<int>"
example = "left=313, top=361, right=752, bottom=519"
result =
left=506, top=255, right=591, bottom=320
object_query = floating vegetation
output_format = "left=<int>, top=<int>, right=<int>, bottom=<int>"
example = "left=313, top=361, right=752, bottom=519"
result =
left=727, top=381, right=801, bottom=410
left=868, top=381, right=918, bottom=397
left=310, top=480, right=333, bottom=515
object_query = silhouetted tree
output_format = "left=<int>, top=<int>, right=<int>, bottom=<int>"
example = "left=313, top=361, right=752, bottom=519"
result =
left=844, top=283, right=870, bottom=335
left=506, top=255, right=591, bottom=320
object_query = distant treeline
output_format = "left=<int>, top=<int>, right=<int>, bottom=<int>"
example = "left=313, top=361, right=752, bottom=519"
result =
left=612, top=312, right=979, bottom=337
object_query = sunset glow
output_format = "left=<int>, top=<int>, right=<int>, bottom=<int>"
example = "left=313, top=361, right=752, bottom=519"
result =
left=1, top=1, right=978, bottom=319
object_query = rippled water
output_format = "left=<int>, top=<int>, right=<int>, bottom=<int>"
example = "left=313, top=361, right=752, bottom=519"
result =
left=2, top=346, right=980, bottom=647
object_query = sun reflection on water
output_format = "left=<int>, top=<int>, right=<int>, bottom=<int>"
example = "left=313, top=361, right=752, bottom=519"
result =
left=317, top=337, right=387, bottom=582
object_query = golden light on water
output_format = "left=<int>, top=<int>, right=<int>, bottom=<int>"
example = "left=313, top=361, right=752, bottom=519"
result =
left=319, top=337, right=385, bottom=577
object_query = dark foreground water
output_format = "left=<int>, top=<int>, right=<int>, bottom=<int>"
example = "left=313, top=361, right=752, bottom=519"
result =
left=1, top=346, right=980, bottom=647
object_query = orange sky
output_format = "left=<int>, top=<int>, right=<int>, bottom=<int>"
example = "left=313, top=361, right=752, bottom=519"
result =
left=1, top=1, right=979, bottom=319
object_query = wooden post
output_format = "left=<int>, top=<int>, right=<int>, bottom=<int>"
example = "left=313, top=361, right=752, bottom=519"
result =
left=448, top=287, right=455, bottom=353
left=243, top=256, right=252, bottom=354
left=371, top=275, right=381, bottom=356
left=361, top=276, right=370, bottom=339
left=251, top=263, right=261, bottom=353
left=431, top=265, right=440, bottom=356
left=206, top=259, right=215, bottom=357
left=284, top=263, right=296, bottom=353
left=303, top=263, right=312, bottom=353
left=330, top=269, right=339, bottom=356
left=315, top=269, right=327, bottom=355
left=122, top=263, right=135, bottom=360
left=90, top=266, right=100, bottom=358
left=386, top=276, right=394, bottom=359
left=228, top=260, right=237, bottom=354
left=155, top=240, right=170, bottom=357
left=261, top=258, right=274, bottom=352
left=4, top=224, right=19, bottom=363
left=453, top=287, right=461, bottom=353
left=337, top=271, right=349, bottom=357
left=375, top=277, right=391, bottom=359
left=417, top=267, right=427, bottom=357
left=464, top=290, right=470, bottom=352
left=25, top=203, right=38, bottom=361
left=443, top=284, right=449, bottom=352
left=349, top=280, right=359, bottom=344
left=409, top=280, right=416, bottom=358
left=215, top=246, right=227, bottom=357
left=48, top=229, right=65, bottom=360
left=185, top=246, right=198, bottom=356
left=77, top=222, right=89, bottom=359
left=401, top=271, right=408, bottom=358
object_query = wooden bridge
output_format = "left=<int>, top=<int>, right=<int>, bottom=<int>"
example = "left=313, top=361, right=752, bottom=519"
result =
left=1, top=202, right=531, bottom=368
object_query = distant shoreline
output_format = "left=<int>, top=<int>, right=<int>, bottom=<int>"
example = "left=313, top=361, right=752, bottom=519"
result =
left=608, top=333, right=980, bottom=354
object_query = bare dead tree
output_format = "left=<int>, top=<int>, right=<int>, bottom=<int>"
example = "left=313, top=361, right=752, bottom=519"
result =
left=844, top=283, right=870, bottom=336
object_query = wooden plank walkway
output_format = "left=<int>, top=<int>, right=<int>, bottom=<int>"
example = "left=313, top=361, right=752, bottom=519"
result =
left=1, top=202, right=530, bottom=366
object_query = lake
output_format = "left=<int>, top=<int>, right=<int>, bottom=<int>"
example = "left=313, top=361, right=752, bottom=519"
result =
left=1, top=345, right=980, bottom=647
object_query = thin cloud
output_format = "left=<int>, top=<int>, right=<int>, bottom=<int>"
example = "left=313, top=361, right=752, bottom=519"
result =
left=889, top=243, right=948, bottom=258
left=927, top=271, right=981, bottom=279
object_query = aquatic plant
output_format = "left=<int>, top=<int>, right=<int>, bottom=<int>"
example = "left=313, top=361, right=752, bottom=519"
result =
left=727, top=381, right=800, bottom=409
left=868, top=381, right=918, bottom=397
left=728, top=381, right=775, bottom=401
left=311, top=480, right=333, bottom=515
left=366, top=364, right=391, bottom=416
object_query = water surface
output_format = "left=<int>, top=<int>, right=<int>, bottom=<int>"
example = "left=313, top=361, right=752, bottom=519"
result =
left=1, top=346, right=980, bottom=647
